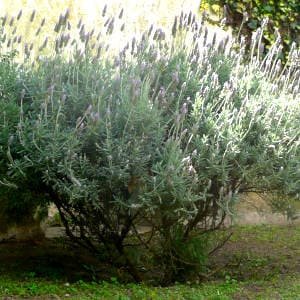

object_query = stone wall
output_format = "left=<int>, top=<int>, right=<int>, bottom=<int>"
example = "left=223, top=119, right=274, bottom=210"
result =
left=0, top=210, right=44, bottom=241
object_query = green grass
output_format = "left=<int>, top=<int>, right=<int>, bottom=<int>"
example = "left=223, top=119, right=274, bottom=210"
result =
left=239, top=276, right=300, bottom=299
left=232, top=224, right=300, bottom=242
left=1, top=275, right=300, bottom=299
left=0, top=225, right=299, bottom=299
left=0, top=277, right=238, bottom=299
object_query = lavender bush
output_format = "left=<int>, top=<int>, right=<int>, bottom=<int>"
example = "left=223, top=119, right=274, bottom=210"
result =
left=0, top=8, right=299, bottom=283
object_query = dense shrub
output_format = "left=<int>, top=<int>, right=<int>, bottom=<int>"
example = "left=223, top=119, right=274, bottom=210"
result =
left=0, top=8, right=299, bottom=283
left=201, top=0, right=300, bottom=59
left=0, top=51, right=47, bottom=231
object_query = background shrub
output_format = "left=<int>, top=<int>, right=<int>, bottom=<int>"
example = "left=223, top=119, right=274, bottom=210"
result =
left=201, top=0, right=300, bottom=59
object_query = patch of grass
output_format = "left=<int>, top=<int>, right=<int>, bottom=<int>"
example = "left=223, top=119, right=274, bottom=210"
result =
left=232, top=224, right=300, bottom=244
left=238, top=275, right=300, bottom=299
left=1, top=275, right=300, bottom=299
left=210, top=225, right=300, bottom=285
left=0, top=225, right=299, bottom=299
left=0, top=277, right=239, bottom=299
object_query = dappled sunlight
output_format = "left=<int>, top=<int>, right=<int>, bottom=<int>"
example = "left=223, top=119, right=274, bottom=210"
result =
left=0, top=0, right=232, bottom=60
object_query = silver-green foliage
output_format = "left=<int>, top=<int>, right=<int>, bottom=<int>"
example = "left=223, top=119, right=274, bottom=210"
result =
left=0, top=9, right=299, bottom=283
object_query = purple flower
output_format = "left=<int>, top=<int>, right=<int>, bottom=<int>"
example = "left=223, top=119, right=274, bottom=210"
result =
left=181, top=102, right=188, bottom=115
